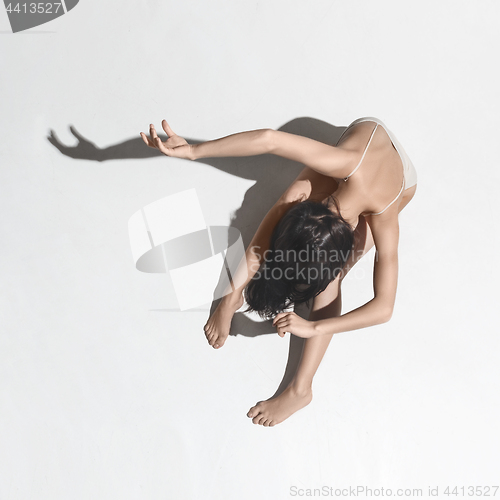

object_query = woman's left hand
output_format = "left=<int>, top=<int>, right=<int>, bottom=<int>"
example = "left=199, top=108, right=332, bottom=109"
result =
left=272, top=312, right=317, bottom=338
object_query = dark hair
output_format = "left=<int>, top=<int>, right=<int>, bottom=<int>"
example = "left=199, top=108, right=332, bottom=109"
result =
left=243, top=196, right=355, bottom=320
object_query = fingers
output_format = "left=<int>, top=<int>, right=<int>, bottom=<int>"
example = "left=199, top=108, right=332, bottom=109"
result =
left=154, top=137, right=172, bottom=156
left=162, top=119, right=175, bottom=137
left=273, top=313, right=289, bottom=328
left=140, top=132, right=155, bottom=148
left=272, top=312, right=287, bottom=326
left=149, top=123, right=159, bottom=142
left=139, top=123, right=160, bottom=149
left=273, top=314, right=290, bottom=337
left=276, top=322, right=289, bottom=337
left=139, top=122, right=176, bottom=156
left=274, top=319, right=288, bottom=330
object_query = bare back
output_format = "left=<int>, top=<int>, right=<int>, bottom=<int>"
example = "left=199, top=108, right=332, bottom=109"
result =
left=323, top=121, right=408, bottom=229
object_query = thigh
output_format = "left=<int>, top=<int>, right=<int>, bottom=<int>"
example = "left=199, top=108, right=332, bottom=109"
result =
left=280, top=166, right=339, bottom=204
left=308, top=273, right=342, bottom=317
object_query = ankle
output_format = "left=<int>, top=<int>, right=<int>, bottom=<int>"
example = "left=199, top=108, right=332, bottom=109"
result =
left=220, top=293, right=244, bottom=311
left=289, top=380, right=312, bottom=397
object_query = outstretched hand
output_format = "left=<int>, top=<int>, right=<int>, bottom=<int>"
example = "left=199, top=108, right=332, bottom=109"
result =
left=140, top=120, right=194, bottom=159
left=272, top=311, right=317, bottom=339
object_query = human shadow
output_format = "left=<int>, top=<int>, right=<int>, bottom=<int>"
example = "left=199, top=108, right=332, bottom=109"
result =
left=48, top=118, right=345, bottom=260
left=48, top=117, right=346, bottom=396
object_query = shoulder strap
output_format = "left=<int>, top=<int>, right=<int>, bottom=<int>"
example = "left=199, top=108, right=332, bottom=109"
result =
left=343, top=123, right=378, bottom=182
left=365, top=177, right=405, bottom=216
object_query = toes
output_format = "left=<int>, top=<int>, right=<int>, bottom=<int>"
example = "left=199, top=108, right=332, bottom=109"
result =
left=257, top=415, right=267, bottom=426
left=204, top=323, right=216, bottom=341
left=248, top=403, right=276, bottom=427
left=214, top=337, right=227, bottom=349
left=248, top=401, right=267, bottom=418
left=252, top=410, right=267, bottom=425
left=247, top=405, right=259, bottom=418
left=251, top=410, right=263, bottom=424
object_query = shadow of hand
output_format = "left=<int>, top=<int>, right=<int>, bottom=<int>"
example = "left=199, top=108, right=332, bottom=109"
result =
left=48, top=125, right=167, bottom=162
left=47, top=125, right=107, bottom=161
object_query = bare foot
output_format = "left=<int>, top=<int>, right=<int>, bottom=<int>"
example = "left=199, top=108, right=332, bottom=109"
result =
left=203, top=294, right=244, bottom=349
left=247, top=385, right=313, bottom=426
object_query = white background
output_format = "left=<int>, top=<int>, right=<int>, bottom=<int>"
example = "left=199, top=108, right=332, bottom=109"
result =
left=1, top=1, right=499, bottom=499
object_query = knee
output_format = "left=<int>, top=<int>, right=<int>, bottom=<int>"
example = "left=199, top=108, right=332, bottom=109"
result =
left=279, top=186, right=310, bottom=205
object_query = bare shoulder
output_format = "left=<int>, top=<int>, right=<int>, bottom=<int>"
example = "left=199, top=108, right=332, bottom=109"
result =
left=270, top=129, right=357, bottom=179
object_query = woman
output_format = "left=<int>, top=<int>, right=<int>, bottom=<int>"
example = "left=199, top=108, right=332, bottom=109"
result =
left=140, top=116, right=418, bottom=426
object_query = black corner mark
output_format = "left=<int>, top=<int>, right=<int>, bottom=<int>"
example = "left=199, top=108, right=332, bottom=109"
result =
left=4, top=0, right=79, bottom=33
left=65, top=0, right=78, bottom=11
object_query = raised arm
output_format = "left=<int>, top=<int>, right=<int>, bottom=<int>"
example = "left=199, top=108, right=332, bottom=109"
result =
left=140, top=120, right=354, bottom=178
left=268, top=130, right=354, bottom=177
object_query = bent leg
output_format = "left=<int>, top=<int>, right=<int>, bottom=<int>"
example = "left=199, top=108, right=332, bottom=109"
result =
left=246, top=217, right=368, bottom=426
left=292, top=279, right=342, bottom=391
left=290, top=214, right=373, bottom=392
left=247, top=186, right=417, bottom=425
left=288, top=184, right=418, bottom=392
left=204, top=166, right=340, bottom=350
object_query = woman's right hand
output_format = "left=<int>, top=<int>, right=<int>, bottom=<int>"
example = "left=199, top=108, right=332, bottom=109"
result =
left=140, top=120, right=194, bottom=160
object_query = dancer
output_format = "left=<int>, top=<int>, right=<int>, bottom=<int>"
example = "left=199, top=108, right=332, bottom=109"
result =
left=140, top=116, right=417, bottom=426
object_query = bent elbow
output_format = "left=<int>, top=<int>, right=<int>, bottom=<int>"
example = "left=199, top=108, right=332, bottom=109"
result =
left=380, top=307, right=393, bottom=324
left=262, top=128, right=276, bottom=154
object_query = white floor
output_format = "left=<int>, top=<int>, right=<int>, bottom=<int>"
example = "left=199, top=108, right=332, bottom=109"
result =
left=1, top=1, right=499, bottom=499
